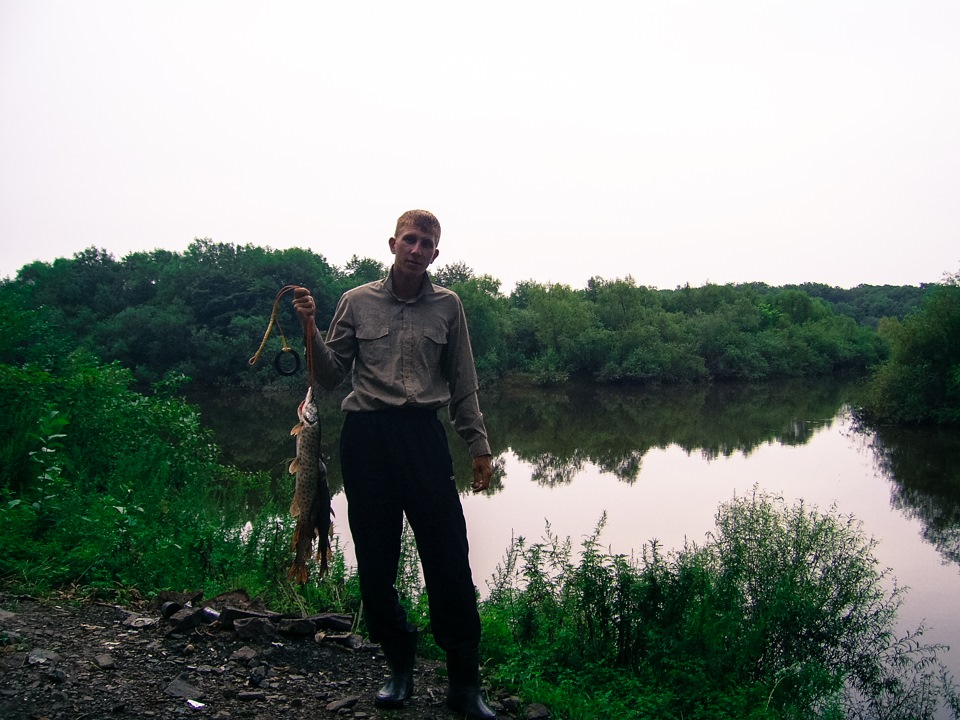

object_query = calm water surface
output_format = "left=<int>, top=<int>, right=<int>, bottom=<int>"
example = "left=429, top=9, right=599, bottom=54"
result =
left=193, top=377, right=960, bottom=701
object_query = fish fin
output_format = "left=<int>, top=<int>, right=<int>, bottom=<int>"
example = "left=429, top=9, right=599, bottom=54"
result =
left=290, top=421, right=303, bottom=436
left=290, top=498, right=300, bottom=516
left=288, top=458, right=299, bottom=474
left=288, top=561, right=309, bottom=585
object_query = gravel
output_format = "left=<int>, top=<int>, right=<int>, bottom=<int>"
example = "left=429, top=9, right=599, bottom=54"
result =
left=0, top=593, right=517, bottom=720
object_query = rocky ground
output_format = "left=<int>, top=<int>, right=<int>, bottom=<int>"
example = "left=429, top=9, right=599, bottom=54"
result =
left=0, top=591, right=543, bottom=720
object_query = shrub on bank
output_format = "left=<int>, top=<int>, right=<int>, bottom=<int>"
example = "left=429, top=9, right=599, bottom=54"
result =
left=860, top=282, right=960, bottom=425
left=480, top=492, right=960, bottom=719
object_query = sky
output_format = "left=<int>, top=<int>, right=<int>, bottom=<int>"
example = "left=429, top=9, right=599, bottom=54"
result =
left=1, top=0, right=958, bottom=292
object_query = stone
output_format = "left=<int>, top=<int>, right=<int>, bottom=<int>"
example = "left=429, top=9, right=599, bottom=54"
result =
left=308, top=613, right=352, bottom=632
left=45, top=667, right=68, bottom=683
left=27, top=648, right=61, bottom=664
left=230, top=646, right=257, bottom=662
left=218, top=606, right=279, bottom=629
left=94, top=653, right=116, bottom=669
left=278, top=617, right=316, bottom=636
left=325, top=696, right=359, bottom=712
left=248, top=665, right=269, bottom=687
left=317, top=632, right=363, bottom=649
left=123, top=614, right=158, bottom=629
left=167, top=607, right=205, bottom=632
left=502, top=695, right=521, bottom=713
left=234, top=617, right=279, bottom=641
left=526, top=701, right=551, bottom=719
left=164, top=676, right=204, bottom=700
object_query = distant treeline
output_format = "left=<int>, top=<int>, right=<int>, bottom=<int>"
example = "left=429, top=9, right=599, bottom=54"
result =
left=2, top=240, right=934, bottom=390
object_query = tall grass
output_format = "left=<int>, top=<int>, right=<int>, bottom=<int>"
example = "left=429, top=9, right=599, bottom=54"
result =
left=479, top=493, right=960, bottom=720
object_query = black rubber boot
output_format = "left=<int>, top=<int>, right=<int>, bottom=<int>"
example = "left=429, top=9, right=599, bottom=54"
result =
left=374, top=629, right=417, bottom=709
left=446, top=647, right=496, bottom=719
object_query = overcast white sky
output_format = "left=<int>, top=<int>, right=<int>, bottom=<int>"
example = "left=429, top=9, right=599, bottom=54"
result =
left=1, top=0, right=957, bottom=291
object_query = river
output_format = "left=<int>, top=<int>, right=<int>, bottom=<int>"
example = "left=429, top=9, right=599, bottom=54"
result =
left=192, top=376, right=960, bottom=713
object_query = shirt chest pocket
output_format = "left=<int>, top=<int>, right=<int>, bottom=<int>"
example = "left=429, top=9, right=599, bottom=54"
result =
left=419, top=323, right=448, bottom=367
left=356, top=325, right=391, bottom=366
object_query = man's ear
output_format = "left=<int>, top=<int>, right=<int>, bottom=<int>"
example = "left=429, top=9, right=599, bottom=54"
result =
left=431, top=248, right=440, bottom=264
left=388, top=237, right=397, bottom=254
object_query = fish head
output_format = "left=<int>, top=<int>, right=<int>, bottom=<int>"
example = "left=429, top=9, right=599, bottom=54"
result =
left=298, top=387, right=319, bottom=425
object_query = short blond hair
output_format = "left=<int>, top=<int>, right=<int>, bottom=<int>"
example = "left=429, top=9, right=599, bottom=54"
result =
left=395, top=209, right=441, bottom=239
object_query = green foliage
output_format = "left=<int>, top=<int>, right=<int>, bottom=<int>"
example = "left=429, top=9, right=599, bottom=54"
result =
left=447, top=274, right=510, bottom=383
left=1, top=281, right=955, bottom=718
left=0, top=296, right=349, bottom=610
left=776, top=282, right=929, bottom=328
left=6, top=244, right=908, bottom=390
left=861, top=279, right=960, bottom=425
left=480, top=490, right=960, bottom=719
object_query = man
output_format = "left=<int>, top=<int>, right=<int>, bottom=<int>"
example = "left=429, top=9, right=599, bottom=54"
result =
left=293, top=209, right=496, bottom=720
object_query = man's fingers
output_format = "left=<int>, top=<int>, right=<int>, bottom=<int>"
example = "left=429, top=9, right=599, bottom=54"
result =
left=471, top=455, right=493, bottom=492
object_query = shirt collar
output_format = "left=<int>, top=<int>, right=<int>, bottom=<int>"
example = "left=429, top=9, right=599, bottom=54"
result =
left=384, top=267, right=435, bottom=302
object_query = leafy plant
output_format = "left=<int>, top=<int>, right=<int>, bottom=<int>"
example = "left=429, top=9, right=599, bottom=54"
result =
left=479, top=489, right=960, bottom=720
left=860, top=276, right=960, bottom=425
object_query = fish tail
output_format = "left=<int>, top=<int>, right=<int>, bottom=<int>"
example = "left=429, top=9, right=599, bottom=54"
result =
left=288, top=561, right=309, bottom=585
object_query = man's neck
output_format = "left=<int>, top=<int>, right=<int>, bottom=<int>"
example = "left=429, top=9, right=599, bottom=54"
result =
left=391, top=266, right=425, bottom=301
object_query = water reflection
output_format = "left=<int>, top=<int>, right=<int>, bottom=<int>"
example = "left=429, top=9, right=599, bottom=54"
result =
left=869, top=424, right=960, bottom=569
left=487, top=377, right=850, bottom=485
left=193, top=377, right=851, bottom=492
left=190, top=376, right=960, bottom=576
left=186, top=384, right=351, bottom=494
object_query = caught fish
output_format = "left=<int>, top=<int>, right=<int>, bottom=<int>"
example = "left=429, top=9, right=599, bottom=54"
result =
left=288, top=386, right=334, bottom=583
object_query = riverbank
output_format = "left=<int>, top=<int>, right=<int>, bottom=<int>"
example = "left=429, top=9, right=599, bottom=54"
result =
left=0, top=592, right=520, bottom=720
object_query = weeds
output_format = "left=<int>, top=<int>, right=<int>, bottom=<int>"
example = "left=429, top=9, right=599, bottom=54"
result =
left=479, top=489, right=960, bottom=719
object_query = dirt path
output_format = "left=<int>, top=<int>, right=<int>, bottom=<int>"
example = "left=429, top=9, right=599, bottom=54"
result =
left=0, top=593, right=517, bottom=720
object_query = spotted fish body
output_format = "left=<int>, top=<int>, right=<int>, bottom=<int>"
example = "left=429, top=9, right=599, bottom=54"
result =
left=288, top=386, right=333, bottom=583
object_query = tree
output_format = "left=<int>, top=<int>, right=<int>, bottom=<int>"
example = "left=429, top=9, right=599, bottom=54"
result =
left=861, top=275, right=960, bottom=425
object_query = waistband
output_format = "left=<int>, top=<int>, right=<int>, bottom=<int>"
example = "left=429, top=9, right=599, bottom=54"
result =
left=346, top=405, right=438, bottom=418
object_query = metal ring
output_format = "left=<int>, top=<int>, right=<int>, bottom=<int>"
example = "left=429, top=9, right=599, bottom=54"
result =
left=273, top=348, right=301, bottom=376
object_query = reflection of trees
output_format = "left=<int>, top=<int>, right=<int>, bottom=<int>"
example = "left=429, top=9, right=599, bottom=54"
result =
left=189, top=385, right=510, bottom=497
left=487, top=378, right=850, bottom=484
left=192, top=377, right=857, bottom=497
left=868, top=424, right=960, bottom=568
left=529, top=452, right=585, bottom=487
left=186, top=384, right=350, bottom=495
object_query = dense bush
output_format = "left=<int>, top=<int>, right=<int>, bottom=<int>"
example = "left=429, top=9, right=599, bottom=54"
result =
left=5, top=244, right=900, bottom=390
left=481, top=492, right=960, bottom=719
left=860, top=277, right=960, bottom=425
left=0, top=294, right=341, bottom=604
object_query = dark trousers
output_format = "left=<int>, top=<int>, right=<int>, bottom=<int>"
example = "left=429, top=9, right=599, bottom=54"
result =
left=339, top=408, right=481, bottom=652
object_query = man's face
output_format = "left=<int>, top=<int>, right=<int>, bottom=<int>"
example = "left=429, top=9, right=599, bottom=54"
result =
left=389, top=222, right=440, bottom=276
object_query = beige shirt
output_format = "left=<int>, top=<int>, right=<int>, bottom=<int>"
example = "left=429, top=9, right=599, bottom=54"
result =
left=311, top=269, right=492, bottom=457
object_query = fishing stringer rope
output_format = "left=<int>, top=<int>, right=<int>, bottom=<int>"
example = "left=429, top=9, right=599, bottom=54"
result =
left=248, top=284, right=306, bottom=377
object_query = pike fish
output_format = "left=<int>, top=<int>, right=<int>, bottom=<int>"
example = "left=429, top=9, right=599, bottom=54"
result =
left=287, top=386, right=333, bottom=583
